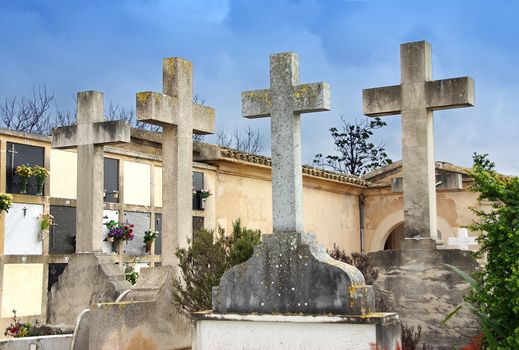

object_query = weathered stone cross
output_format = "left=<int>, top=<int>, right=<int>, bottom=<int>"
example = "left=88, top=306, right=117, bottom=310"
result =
left=242, top=52, right=330, bottom=233
left=137, top=57, right=215, bottom=266
left=363, top=41, right=474, bottom=241
left=52, top=91, right=131, bottom=252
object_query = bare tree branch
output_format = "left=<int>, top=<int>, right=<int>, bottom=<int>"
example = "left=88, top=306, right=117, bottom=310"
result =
left=215, top=126, right=265, bottom=154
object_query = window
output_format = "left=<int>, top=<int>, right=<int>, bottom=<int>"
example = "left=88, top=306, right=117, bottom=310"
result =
left=104, top=158, right=119, bottom=203
left=192, top=171, right=204, bottom=210
left=6, top=142, right=44, bottom=195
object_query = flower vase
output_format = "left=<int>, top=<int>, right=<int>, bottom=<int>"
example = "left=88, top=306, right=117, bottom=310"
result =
left=112, top=240, right=120, bottom=253
left=19, top=178, right=29, bottom=194
left=36, top=180, right=45, bottom=196
left=199, top=197, right=206, bottom=210
left=145, top=241, right=152, bottom=254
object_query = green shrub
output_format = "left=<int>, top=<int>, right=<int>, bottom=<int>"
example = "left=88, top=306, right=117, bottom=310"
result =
left=454, top=153, right=519, bottom=349
left=172, top=219, right=261, bottom=316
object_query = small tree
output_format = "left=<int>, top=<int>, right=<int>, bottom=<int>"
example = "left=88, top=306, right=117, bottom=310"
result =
left=458, top=153, right=519, bottom=349
left=314, top=116, right=392, bottom=176
left=172, top=219, right=261, bottom=316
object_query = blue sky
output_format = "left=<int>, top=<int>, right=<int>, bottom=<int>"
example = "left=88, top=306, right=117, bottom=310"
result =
left=1, top=0, right=518, bottom=173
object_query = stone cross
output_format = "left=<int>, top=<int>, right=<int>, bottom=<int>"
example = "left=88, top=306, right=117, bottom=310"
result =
left=52, top=91, right=130, bottom=252
left=137, top=57, right=215, bottom=266
left=363, top=41, right=474, bottom=240
left=242, top=52, right=330, bottom=233
left=448, top=228, right=477, bottom=250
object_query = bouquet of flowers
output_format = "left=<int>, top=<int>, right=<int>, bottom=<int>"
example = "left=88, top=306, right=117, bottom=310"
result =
left=4, top=310, right=33, bottom=338
left=198, top=189, right=212, bottom=199
left=0, top=193, right=13, bottom=213
left=104, top=220, right=135, bottom=242
left=14, top=164, right=32, bottom=179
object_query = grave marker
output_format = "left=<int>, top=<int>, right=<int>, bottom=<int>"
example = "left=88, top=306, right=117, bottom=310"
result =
left=448, top=228, right=477, bottom=250
left=4, top=203, right=43, bottom=255
left=363, top=41, right=474, bottom=240
left=52, top=91, right=130, bottom=252
left=137, top=57, right=215, bottom=266
left=242, top=52, right=330, bottom=233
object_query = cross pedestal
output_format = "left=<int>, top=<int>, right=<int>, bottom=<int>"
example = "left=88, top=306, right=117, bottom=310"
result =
left=363, top=41, right=474, bottom=243
left=137, top=57, right=215, bottom=267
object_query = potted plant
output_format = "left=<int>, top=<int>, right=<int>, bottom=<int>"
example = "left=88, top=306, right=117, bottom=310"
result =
left=197, top=188, right=212, bottom=209
left=32, top=166, right=49, bottom=196
left=144, top=230, right=159, bottom=253
left=15, top=165, right=32, bottom=194
left=104, top=220, right=135, bottom=253
left=38, top=213, right=53, bottom=241
left=0, top=193, right=13, bottom=214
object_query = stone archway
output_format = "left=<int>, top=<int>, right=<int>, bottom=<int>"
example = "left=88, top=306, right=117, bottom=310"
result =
left=370, top=210, right=453, bottom=252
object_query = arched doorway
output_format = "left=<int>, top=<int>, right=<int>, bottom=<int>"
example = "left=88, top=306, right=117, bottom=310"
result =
left=383, top=223, right=443, bottom=250
left=384, top=223, right=404, bottom=250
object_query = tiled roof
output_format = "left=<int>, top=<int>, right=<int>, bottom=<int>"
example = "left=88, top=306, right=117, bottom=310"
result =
left=219, top=147, right=369, bottom=187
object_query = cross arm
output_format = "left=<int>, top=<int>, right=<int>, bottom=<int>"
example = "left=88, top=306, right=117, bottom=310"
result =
left=362, top=85, right=402, bottom=117
left=52, top=120, right=131, bottom=149
left=193, top=103, right=215, bottom=135
left=242, top=89, right=271, bottom=119
left=136, top=91, right=179, bottom=126
left=292, top=82, right=331, bottom=114
left=426, top=77, right=474, bottom=110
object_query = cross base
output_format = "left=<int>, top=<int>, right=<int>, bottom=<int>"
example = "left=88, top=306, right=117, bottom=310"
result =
left=212, top=232, right=374, bottom=315
left=400, top=237, right=438, bottom=250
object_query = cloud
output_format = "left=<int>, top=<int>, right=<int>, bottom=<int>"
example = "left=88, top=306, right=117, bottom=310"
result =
left=0, top=0, right=518, bottom=173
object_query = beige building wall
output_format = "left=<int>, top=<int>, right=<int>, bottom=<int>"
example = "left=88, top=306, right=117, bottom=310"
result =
left=214, top=161, right=362, bottom=252
left=1, top=264, right=44, bottom=318
left=50, top=149, right=77, bottom=199
left=154, top=167, right=162, bottom=208
left=123, top=160, right=151, bottom=206
left=363, top=181, right=481, bottom=252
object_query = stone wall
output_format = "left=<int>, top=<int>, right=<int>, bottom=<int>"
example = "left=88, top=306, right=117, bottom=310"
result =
left=370, top=247, right=480, bottom=349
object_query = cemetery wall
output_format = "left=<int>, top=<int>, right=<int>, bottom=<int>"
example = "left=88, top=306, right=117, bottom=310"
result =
left=214, top=160, right=364, bottom=253
left=0, top=127, right=483, bottom=335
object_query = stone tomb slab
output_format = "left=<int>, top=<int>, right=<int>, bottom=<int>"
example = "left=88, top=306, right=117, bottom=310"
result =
left=49, top=206, right=76, bottom=254
left=4, top=203, right=43, bottom=255
left=1, top=263, right=44, bottom=317
left=102, top=210, right=119, bottom=254
left=192, top=312, right=400, bottom=350
left=123, top=212, right=150, bottom=256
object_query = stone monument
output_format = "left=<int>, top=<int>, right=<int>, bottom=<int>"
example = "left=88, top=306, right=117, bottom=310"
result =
left=193, top=52, right=400, bottom=350
left=88, top=58, right=215, bottom=350
left=364, top=41, right=480, bottom=348
left=48, top=91, right=132, bottom=325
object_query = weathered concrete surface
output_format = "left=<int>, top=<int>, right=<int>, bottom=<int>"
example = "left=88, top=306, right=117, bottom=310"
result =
left=0, top=335, right=72, bottom=350
left=242, top=52, right=330, bottom=234
left=71, top=309, right=90, bottom=350
left=213, top=232, right=374, bottom=315
left=370, top=247, right=480, bottom=349
left=192, top=312, right=401, bottom=350
left=362, top=41, right=474, bottom=241
left=137, top=57, right=215, bottom=267
left=51, top=91, right=130, bottom=252
left=89, top=266, right=191, bottom=350
left=47, top=253, right=130, bottom=326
